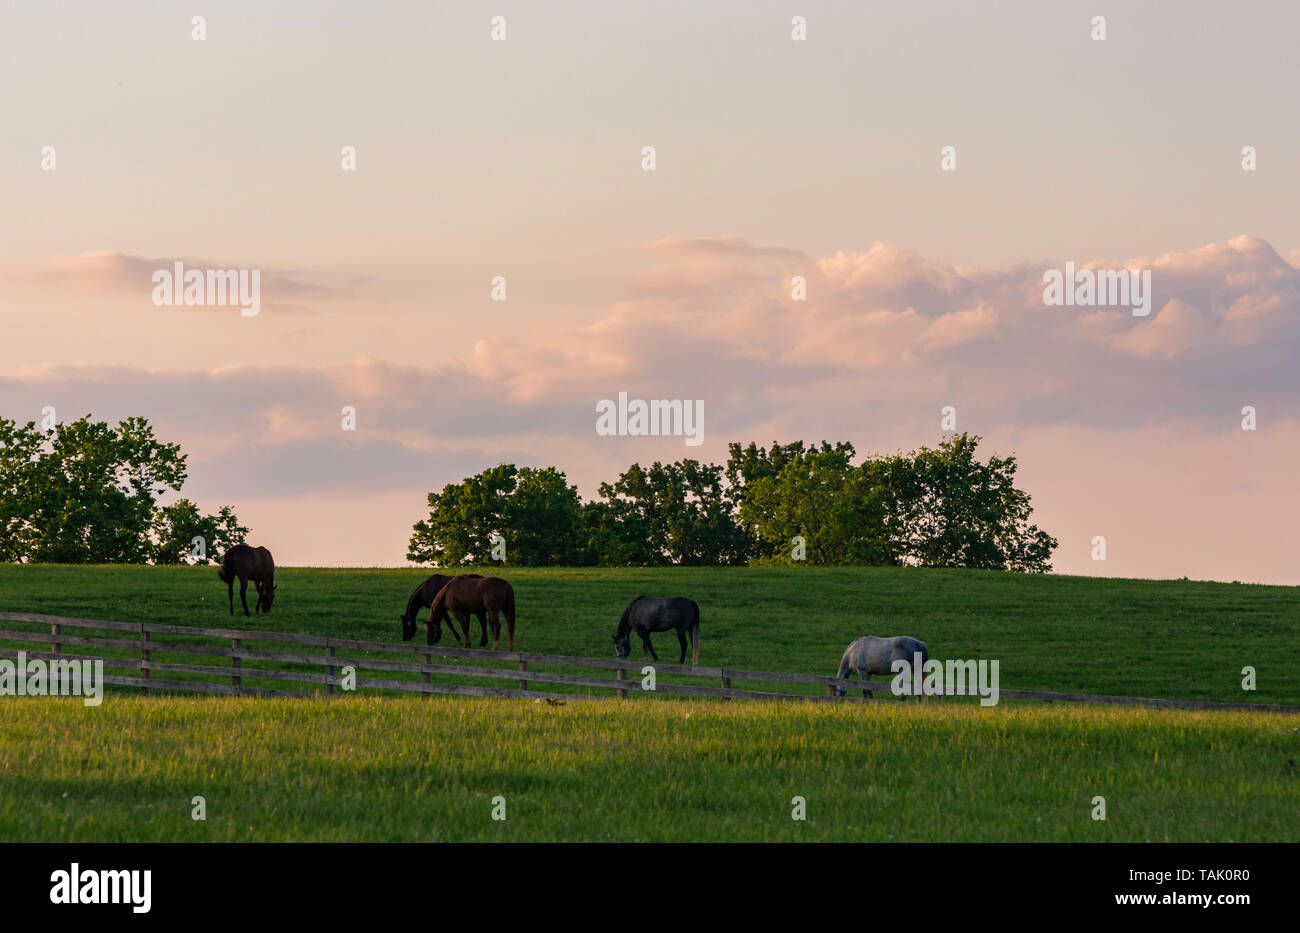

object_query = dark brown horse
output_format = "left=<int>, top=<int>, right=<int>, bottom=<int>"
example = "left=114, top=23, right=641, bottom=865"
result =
left=217, top=544, right=277, bottom=616
left=425, top=576, right=516, bottom=650
left=400, top=573, right=483, bottom=642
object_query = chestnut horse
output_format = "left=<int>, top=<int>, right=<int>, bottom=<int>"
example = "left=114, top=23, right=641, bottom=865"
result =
left=425, top=576, right=516, bottom=650
left=217, top=544, right=277, bottom=616
left=399, top=573, right=483, bottom=643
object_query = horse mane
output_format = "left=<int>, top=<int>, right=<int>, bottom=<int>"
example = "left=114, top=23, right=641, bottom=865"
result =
left=617, top=596, right=647, bottom=635
left=427, top=578, right=458, bottom=619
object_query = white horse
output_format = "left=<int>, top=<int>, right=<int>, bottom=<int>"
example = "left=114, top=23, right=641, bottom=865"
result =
left=834, top=635, right=928, bottom=699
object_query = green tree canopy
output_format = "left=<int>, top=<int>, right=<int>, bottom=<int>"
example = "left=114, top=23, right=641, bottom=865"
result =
left=407, top=464, right=586, bottom=566
left=150, top=499, right=249, bottom=565
left=594, top=459, right=749, bottom=566
left=875, top=433, right=1058, bottom=572
left=740, top=446, right=893, bottom=565
left=0, top=415, right=246, bottom=564
left=407, top=435, right=1057, bottom=571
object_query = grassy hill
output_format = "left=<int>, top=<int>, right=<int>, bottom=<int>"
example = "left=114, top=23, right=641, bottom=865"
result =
left=0, top=563, right=1295, bottom=703
left=0, top=564, right=1296, bottom=842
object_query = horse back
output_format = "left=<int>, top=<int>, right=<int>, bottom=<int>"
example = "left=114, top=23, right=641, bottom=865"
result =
left=629, top=596, right=696, bottom=631
left=851, top=635, right=926, bottom=675
left=437, top=574, right=511, bottom=612
left=221, top=544, right=274, bottom=583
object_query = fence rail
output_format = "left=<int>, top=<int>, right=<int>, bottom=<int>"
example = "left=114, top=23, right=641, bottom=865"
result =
left=1, top=612, right=1297, bottom=713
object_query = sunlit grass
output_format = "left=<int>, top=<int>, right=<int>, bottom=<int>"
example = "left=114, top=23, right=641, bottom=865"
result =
left=1, top=696, right=1295, bottom=841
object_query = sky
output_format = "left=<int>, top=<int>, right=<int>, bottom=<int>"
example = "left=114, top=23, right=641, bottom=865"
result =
left=2, top=1, right=1298, bottom=582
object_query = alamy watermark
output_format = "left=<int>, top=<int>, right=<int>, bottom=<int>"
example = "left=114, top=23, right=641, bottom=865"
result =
left=595, top=392, right=704, bottom=447
left=50, top=863, right=150, bottom=913
left=0, top=652, right=103, bottom=706
left=892, top=654, right=1001, bottom=706
left=1042, top=262, right=1151, bottom=317
left=151, top=261, right=261, bottom=317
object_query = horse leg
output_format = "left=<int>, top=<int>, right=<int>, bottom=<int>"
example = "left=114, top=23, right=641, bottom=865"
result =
left=456, top=611, right=473, bottom=648
left=253, top=581, right=263, bottom=614
left=675, top=627, right=688, bottom=664
left=227, top=578, right=234, bottom=615
left=487, top=609, right=501, bottom=650
left=639, top=631, right=657, bottom=662
left=239, top=577, right=251, bottom=616
left=477, top=611, right=489, bottom=648
left=505, top=608, right=515, bottom=652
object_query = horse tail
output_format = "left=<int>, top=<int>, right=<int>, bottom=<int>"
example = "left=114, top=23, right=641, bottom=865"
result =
left=689, top=601, right=700, bottom=665
left=217, top=557, right=231, bottom=584
left=504, top=584, right=516, bottom=650
left=834, top=647, right=854, bottom=688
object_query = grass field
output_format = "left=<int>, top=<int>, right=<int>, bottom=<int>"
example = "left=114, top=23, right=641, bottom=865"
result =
left=1, top=697, right=1296, bottom=842
left=0, top=564, right=1297, bottom=841
left=0, top=563, right=1296, bottom=702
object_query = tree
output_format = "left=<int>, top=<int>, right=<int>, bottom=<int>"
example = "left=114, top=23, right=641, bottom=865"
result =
left=150, top=499, right=249, bottom=565
left=407, top=464, right=586, bottom=566
left=2, top=415, right=181, bottom=563
left=0, top=415, right=246, bottom=564
left=741, top=447, right=894, bottom=565
left=874, top=433, right=1058, bottom=572
left=504, top=467, right=586, bottom=565
left=594, top=460, right=749, bottom=565
left=408, top=436, right=1057, bottom=572
left=725, top=440, right=857, bottom=559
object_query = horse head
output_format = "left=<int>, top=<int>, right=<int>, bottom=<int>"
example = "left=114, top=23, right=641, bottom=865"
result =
left=425, top=604, right=449, bottom=645
left=612, top=632, right=630, bottom=659
left=259, top=583, right=278, bottom=613
left=400, top=613, right=417, bottom=642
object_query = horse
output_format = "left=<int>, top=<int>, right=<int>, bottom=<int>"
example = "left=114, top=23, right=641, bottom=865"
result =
left=399, top=573, right=483, bottom=643
left=425, top=576, right=516, bottom=650
left=613, top=596, right=700, bottom=665
left=217, top=544, right=277, bottom=616
left=834, top=635, right=928, bottom=699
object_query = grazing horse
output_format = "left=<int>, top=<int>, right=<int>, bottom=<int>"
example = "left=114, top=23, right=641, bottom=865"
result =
left=425, top=576, right=516, bottom=650
left=217, top=544, right=277, bottom=616
left=399, top=573, right=483, bottom=643
left=613, top=596, right=700, bottom=665
left=834, top=635, right=928, bottom=699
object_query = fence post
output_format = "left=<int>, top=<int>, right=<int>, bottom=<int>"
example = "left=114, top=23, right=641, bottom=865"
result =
left=231, top=637, right=241, bottom=694
left=421, top=648, right=431, bottom=697
left=140, top=629, right=150, bottom=695
left=326, top=643, right=336, bottom=696
left=50, top=622, right=60, bottom=656
left=720, top=670, right=731, bottom=702
left=615, top=666, right=627, bottom=699
left=517, top=659, right=528, bottom=692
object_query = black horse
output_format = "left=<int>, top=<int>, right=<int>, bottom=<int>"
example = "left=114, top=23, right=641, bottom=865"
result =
left=217, top=544, right=277, bottom=616
left=400, top=573, right=483, bottom=643
left=613, top=596, right=700, bottom=665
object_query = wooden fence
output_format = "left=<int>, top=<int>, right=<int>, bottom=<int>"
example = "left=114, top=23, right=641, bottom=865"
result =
left=0, top=612, right=1296, bottom=713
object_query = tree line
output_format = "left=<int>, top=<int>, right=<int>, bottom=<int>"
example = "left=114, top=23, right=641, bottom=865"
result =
left=408, top=433, right=1059, bottom=571
left=0, top=415, right=1058, bottom=572
left=0, top=416, right=246, bottom=564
